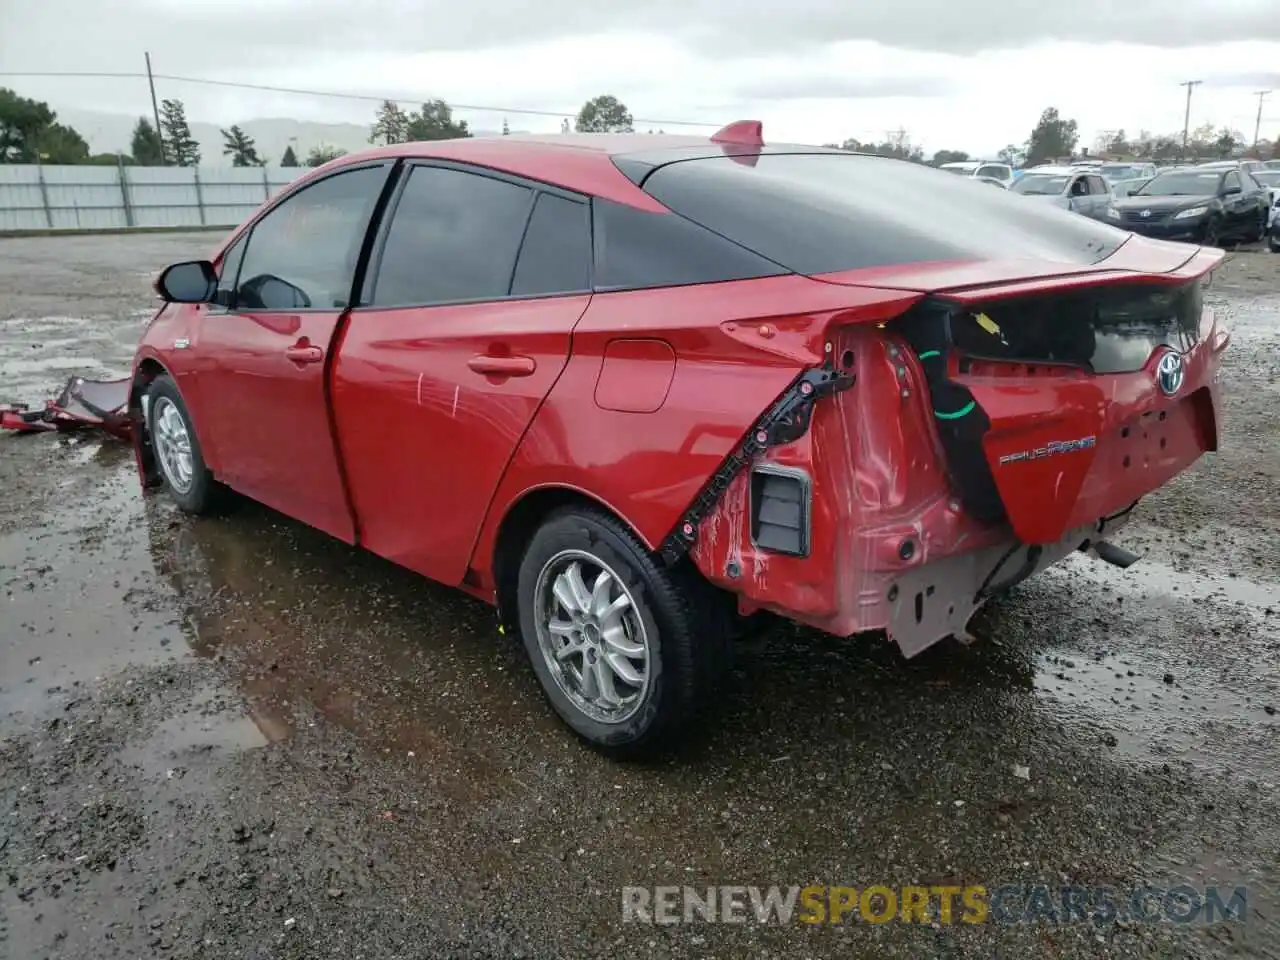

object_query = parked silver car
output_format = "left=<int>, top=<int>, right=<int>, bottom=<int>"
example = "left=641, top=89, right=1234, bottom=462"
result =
left=1007, top=166, right=1113, bottom=219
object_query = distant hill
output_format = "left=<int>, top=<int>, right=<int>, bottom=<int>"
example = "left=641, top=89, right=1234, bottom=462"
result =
left=52, top=107, right=516, bottom=164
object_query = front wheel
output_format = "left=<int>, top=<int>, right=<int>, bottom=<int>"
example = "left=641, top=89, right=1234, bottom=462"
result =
left=1200, top=220, right=1221, bottom=247
left=1270, top=229, right=1280, bottom=253
left=515, top=507, right=725, bottom=758
left=146, top=375, right=219, bottom=514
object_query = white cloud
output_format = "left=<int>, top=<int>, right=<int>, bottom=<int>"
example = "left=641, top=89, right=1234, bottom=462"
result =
left=3, top=5, right=1278, bottom=159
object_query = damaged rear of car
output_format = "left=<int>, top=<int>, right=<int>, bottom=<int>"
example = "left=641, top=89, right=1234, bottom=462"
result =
left=627, top=150, right=1228, bottom=658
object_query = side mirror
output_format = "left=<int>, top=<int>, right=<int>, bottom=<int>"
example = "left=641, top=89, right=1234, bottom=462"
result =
left=156, top=260, right=217, bottom=303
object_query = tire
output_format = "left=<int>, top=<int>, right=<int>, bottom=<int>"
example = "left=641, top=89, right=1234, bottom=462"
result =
left=1271, top=231, right=1280, bottom=253
left=1201, top=220, right=1220, bottom=247
left=515, top=507, right=727, bottom=758
left=145, top=375, right=219, bottom=514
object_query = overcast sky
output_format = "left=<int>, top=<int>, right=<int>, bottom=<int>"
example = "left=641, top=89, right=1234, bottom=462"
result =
left=3, top=0, right=1279, bottom=155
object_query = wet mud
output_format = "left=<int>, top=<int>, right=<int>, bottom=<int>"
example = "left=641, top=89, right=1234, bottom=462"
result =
left=1, top=233, right=1278, bottom=958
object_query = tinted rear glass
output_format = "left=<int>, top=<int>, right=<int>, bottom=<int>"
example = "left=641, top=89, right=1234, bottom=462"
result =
left=591, top=198, right=787, bottom=291
left=641, top=154, right=1126, bottom=275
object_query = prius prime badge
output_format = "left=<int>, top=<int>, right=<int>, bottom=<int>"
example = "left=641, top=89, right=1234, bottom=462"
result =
left=1156, top=349, right=1185, bottom=397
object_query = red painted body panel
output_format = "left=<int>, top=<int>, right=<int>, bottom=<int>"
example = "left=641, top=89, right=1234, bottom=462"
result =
left=464, top=277, right=924, bottom=592
left=331, top=296, right=590, bottom=586
left=195, top=307, right=355, bottom=542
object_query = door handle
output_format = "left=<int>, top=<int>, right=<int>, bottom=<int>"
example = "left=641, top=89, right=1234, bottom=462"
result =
left=284, top=344, right=324, bottom=364
left=467, top=354, right=536, bottom=377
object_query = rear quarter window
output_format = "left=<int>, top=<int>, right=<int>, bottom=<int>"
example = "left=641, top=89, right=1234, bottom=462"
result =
left=639, top=153, right=1127, bottom=274
left=591, top=198, right=787, bottom=292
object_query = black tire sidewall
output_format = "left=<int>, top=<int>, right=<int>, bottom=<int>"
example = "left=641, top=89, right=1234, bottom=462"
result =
left=515, top=510, right=691, bottom=754
left=148, top=375, right=214, bottom=514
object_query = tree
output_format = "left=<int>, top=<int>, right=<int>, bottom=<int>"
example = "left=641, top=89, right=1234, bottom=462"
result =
left=306, top=144, right=346, bottom=167
left=931, top=149, right=970, bottom=165
left=87, top=153, right=132, bottom=165
left=1024, top=107, right=1079, bottom=165
left=1213, top=127, right=1243, bottom=159
left=159, top=98, right=200, bottom=166
left=997, top=143, right=1026, bottom=167
left=1107, top=128, right=1130, bottom=156
left=1272, top=136, right=1279, bottom=161
left=32, top=122, right=89, bottom=164
left=405, top=100, right=470, bottom=141
left=0, top=88, right=90, bottom=163
left=221, top=124, right=262, bottom=167
left=369, top=100, right=409, bottom=145
left=575, top=95, right=633, bottom=133
left=280, top=144, right=299, bottom=167
left=131, top=117, right=164, bottom=165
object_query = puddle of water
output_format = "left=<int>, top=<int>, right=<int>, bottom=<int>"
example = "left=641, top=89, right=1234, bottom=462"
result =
left=1034, top=553, right=1278, bottom=780
left=1047, top=552, right=1278, bottom=618
left=0, top=460, right=191, bottom=725
left=116, top=682, right=285, bottom=783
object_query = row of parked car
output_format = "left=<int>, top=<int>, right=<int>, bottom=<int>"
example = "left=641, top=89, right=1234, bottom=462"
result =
left=942, top=157, right=1280, bottom=251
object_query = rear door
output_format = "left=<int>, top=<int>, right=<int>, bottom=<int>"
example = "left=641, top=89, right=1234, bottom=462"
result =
left=331, top=163, right=593, bottom=585
left=195, top=162, right=393, bottom=541
left=1085, top=175, right=1112, bottom=217
left=1220, top=170, right=1249, bottom=234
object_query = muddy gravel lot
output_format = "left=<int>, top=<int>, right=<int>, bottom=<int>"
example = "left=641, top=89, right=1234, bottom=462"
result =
left=1, top=231, right=1278, bottom=959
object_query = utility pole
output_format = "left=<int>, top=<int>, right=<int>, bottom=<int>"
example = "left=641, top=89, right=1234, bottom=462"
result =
left=1254, top=90, right=1272, bottom=152
left=145, top=52, right=167, bottom=165
left=1180, top=80, right=1202, bottom=159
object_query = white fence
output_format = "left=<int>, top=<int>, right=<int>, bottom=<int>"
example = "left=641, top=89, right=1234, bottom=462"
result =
left=0, top=164, right=308, bottom=232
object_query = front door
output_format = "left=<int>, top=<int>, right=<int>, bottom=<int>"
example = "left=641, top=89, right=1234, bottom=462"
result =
left=197, top=163, right=393, bottom=541
left=332, top=164, right=595, bottom=585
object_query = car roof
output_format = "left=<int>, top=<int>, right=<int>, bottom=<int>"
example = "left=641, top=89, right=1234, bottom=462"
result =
left=1020, top=166, right=1080, bottom=176
left=318, top=129, right=850, bottom=207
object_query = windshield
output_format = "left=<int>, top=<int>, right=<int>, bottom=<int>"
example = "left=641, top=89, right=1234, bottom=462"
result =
left=975, top=165, right=1007, bottom=178
left=942, top=166, right=972, bottom=175
left=1101, top=165, right=1141, bottom=180
left=1132, top=171, right=1222, bottom=197
left=1010, top=174, right=1068, bottom=195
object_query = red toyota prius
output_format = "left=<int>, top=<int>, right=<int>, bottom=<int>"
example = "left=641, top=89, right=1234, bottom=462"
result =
left=132, top=123, right=1230, bottom=756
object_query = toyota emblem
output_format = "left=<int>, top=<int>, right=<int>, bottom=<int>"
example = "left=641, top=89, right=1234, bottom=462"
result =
left=1156, top=350, right=1185, bottom=397
left=1140, top=209, right=1151, bottom=218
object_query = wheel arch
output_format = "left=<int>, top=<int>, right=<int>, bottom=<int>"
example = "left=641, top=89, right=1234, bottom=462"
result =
left=487, top=484, right=655, bottom=633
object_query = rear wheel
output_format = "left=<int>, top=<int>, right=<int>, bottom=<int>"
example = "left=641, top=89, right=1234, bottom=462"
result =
left=515, top=507, right=726, bottom=758
left=146, top=375, right=219, bottom=514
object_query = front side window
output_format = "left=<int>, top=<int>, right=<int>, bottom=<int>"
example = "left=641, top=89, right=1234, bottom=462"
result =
left=1223, top=171, right=1241, bottom=192
left=369, top=165, right=535, bottom=307
left=214, top=235, right=247, bottom=307
left=234, top=165, right=388, bottom=312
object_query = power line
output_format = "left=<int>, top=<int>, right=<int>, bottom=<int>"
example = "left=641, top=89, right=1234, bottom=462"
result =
left=0, top=69, right=725, bottom=129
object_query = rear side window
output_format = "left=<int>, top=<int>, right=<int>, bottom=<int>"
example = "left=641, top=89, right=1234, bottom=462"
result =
left=592, top=198, right=787, bottom=292
left=641, top=153, right=1126, bottom=274
left=370, top=165, right=534, bottom=307
left=510, top=193, right=591, bottom=297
